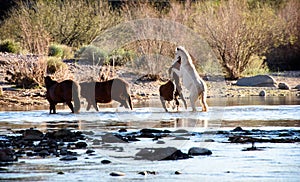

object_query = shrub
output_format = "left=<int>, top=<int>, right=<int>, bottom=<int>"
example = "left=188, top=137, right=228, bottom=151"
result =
left=0, top=39, right=21, bottom=53
left=46, top=56, right=67, bottom=74
left=48, top=44, right=73, bottom=59
left=107, top=49, right=135, bottom=66
left=242, top=55, right=270, bottom=77
left=48, top=44, right=63, bottom=58
left=6, top=57, right=46, bottom=89
left=75, top=45, right=107, bottom=65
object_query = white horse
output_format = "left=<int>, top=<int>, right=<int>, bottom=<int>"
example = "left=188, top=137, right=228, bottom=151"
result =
left=170, top=46, right=208, bottom=112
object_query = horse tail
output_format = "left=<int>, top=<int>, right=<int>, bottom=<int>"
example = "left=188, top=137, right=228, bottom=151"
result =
left=127, top=93, right=133, bottom=110
left=122, top=80, right=133, bottom=110
left=72, top=81, right=81, bottom=113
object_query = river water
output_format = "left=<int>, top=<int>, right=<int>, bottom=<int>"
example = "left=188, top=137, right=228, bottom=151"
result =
left=0, top=96, right=300, bottom=181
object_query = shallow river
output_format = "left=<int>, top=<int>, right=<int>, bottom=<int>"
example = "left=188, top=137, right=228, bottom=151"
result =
left=0, top=96, right=300, bottom=181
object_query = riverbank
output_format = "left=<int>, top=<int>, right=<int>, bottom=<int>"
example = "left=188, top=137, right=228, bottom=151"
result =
left=0, top=53, right=299, bottom=109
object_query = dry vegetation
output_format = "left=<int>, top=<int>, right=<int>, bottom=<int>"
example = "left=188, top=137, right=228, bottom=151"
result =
left=0, top=0, right=299, bottom=86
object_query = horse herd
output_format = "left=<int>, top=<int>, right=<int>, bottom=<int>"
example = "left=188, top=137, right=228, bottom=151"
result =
left=45, top=46, right=208, bottom=114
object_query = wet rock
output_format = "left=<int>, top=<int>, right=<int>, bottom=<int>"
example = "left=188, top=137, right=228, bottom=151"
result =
left=75, top=142, right=87, bottom=149
left=57, top=171, right=64, bottom=175
left=175, top=171, right=182, bottom=175
left=59, top=147, right=68, bottom=155
left=236, top=75, right=276, bottom=87
left=59, top=155, right=77, bottom=161
left=23, top=128, right=43, bottom=141
left=135, top=147, right=189, bottom=161
left=140, top=128, right=171, bottom=134
left=86, top=149, right=95, bottom=154
left=118, top=128, right=127, bottom=133
left=110, top=171, right=125, bottom=176
left=232, top=126, right=243, bottom=132
left=0, top=148, right=17, bottom=162
left=156, top=140, right=165, bottom=144
left=172, top=136, right=189, bottom=140
left=278, top=82, right=290, bottom=90
left=188, top=147, right=212, bottom=156
left=259, top=90, right=266, bottom=97
left=101, top=159, right=111, bottom=164
left=92, top=139, right=101, bottom=145
left=101, top=133, right=128, bottom=143
left=173, top=129, right=189, bottom=133
left=39, top=149, right=49, bottom=157
left=138, top=171, right=157, bottom=175
left=295, top=84, right=300, bottom=91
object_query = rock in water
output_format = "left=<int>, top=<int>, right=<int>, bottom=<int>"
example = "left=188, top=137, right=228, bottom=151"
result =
left=0, top=148, right=17, bottom=162
left=110, top=171, right=125, bottom=176
left=259, top=90, right=266, bottom=97
left=188, top=147, right=212, bottom=156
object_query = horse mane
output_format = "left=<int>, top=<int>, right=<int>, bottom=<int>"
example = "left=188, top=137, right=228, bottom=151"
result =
left=176, top=46, right=193, bottom=65
left=44, top=76, right=58, bottom=89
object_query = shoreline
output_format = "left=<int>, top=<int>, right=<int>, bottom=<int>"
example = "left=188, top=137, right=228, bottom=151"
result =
left=0, top=53, right=299, bottom=109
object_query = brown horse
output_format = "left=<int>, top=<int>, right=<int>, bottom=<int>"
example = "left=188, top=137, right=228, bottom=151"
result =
left=167, top=57, right=187, bottom=110
left=80, top=78, right=133, bottom=111
left=159, top=80, right=180, bottom=112
left=44, top=76, right=80, bottom=114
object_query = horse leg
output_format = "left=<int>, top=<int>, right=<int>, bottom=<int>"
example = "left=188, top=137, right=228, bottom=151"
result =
left=179, top=92, right=187, bottom=110
left=66, top=101, right=75, bottom=113
left=200, top=92, right=208, bottom=112
left=49, top=103, right=56, bottom=114
left=190, top=92, right=198, bottom=112
left=174, top=97, right=180, bottom=111
left=160, top=97, right=168, bottom=112
left=92, top=100, right=99, bottom=111
left=86, top=102, right=91, bottom=111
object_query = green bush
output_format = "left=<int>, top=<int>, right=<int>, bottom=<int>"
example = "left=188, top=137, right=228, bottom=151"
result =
left=46, top=56, right=67, bottom=74
left=107, top=49, right=135, bottom=66
left=75, top=45, right=107, bottom=65
left=0, top=39, right=21, bottom=53
left=242, top=55, right=270, bottom=76
left=48, top=44, right=63, bottom=58
left=48, top=44, right=73, bottom=59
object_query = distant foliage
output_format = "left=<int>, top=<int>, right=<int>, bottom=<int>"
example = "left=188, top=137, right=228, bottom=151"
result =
left=46, top=57, right=67, bottom=74
left=48, top=44, right=63, bottom=58
left=0, top=39, right=21, bottom=53
left=48, top=44, right=73, bottom=59
left=107, top=49, right=136, bottom=66
left=75, top=45, right=108, bottom=66
left=0, top=0, right=121, bottom=54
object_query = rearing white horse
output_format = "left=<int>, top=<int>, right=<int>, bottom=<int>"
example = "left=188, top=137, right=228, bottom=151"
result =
left=170, top=46, right=208, bottom=112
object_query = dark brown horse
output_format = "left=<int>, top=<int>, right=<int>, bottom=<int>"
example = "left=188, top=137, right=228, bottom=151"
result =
left=44, top=76, right=80, bottom=114
left=159, top=80, right=180, bottom=112
left=80, top=78, right=133, bottom=111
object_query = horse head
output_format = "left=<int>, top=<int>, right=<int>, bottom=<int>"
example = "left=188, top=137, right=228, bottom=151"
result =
left=44, top=76, right=57, bottom=89
left=175, top=46, right=193, bottom=65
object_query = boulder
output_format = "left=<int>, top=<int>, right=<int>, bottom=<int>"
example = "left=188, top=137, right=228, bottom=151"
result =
left=0, top=148, right=17, bottom=162
left=259, top=90, right=266, bottom=97
left=278, top=82, right=290, bottom=90
left=295, top=85, right=300, bottom=91
left=135, top=147, right=189, bottom=161
left=236, top=75, right=276, bottom=87
left=23, top=128, right=43, bottom=140
left=110, top=171, right=125, bottom=177
left=188, top=147, right=212, bottom=156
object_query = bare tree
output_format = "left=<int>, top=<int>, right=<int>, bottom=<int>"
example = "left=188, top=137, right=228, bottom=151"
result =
left=192, top=0, right=287, bottom=79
